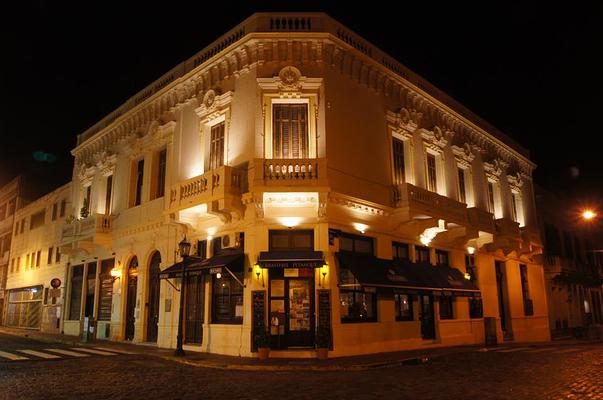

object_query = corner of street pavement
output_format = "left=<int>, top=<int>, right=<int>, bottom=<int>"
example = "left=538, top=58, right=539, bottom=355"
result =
left=1, top=325, right=600, bottom=372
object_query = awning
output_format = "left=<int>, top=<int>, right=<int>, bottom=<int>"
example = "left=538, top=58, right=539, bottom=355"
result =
left=159, top=253, right=244, bottom=280
left=257, top=251, right=324, bottom=268
left=336, top=252, right=480, bottom=297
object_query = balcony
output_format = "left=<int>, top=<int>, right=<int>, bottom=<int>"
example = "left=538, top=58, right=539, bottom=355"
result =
left=467, top=207, right=496, bottom=233
left=394, top=183, right=468, bottom=226
left=60, top=213, right=113, bottom=253
left=168, top=166, right=244, bottom=220
left=495, top=217, right=521, bottom=238
left=252, top=158, right=328, bottom=189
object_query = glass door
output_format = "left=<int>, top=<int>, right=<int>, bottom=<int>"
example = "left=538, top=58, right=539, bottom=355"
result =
left=286, top=279, right=314, bottom=347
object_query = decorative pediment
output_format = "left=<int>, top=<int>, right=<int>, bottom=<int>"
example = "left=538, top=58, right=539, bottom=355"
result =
left=484, top=158, right=507, bottom=180
left=194, top=90, right=233, bottom=124
left=421, top=126, right=448, bottom=152
left=257, top=66, right=323, bottom=98
left=507, top=172, right=523, bottom=192
left=94, top=151, right=118, bottom=177
left=78, top=163, right=96, bottom=187
left=452, top=143, right=476, bottom=168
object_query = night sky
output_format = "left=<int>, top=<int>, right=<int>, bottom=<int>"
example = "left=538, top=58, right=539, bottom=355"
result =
left=1, top=1, right=602, bottom=205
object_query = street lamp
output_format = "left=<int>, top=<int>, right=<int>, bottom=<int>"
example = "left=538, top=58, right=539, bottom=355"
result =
left=582, top=209, right=597, bottom=221
left=175, top=236, right=191, bottom=357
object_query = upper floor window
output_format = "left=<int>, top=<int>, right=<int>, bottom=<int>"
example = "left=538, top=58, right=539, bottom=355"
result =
left=457, top=167, right=467, bottom=204
left=151, top=149, right=167, bottom=200
left=339, top=233, right=374, bottom=255
left=435, top=250, right=449, bottom=266
left=511, top=191, right=525, bottom=227
left=81, top=186, right=91, bottom=218
left=59, top=199, right=66, bottom=217
left=105, top=175, right=113, bottom=214
left=209, top=123, right=225, bottom=170
left=415, top=246, right=430, bottom=263
left=392, top=138, right=406, bottom=185
left=487, top=181, right=502, bottom=217
left=273, top=103, right=308, bottom=159
left=392, top=242, right=410, bottom=261
left=269, top=230, right=314, bottom=251
left=426, top=153, right=437, bottom=192
left=131, top=159, right=145, bottom=207
left=30, top=210, right=45, bottom=230
left=51, top=203, right=58, bottom=221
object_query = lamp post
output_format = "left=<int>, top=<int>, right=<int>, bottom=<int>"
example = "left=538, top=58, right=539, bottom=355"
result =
left=175, top=236, right=191, bottom=357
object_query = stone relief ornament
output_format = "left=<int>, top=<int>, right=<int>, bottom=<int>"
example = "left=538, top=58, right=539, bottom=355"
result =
left=277, top=66, right=303, bottom=92
left=203, top=89, right=216, bottom=108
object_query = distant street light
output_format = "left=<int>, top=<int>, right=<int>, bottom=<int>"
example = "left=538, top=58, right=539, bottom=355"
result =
left=582, top=210, right=597, bottom=221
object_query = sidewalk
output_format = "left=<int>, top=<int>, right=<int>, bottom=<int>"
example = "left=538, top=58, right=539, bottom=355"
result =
left=0, top=326, right=597, bottom=371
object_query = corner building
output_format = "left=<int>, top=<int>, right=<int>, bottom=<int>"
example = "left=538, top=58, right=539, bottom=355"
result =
left=60, top=13, right=549, bottom=357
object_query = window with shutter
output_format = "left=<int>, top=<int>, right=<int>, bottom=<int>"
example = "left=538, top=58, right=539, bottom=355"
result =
left=273, top=104, right=308, bottom=159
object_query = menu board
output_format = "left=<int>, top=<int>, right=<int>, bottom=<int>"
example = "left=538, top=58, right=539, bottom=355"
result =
left=252, top=290, right=266, bottom=352
left=318, top=289, right=333, bottom=349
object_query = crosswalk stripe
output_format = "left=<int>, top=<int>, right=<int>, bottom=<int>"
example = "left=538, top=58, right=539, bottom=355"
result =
left=17, top=349, right=61, bottom=359
left=70, top=347, right=117, bottom=356
left=45, top=348, right=90, bottom=357
left=0, top=350, right=29, bottom=361
left=497, top=347, right=531, bottom=353
left=92, top=347, right=136, bottom=354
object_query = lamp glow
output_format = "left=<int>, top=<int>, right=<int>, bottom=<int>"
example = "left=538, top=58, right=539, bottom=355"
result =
left=464, top=272, right=471, bottom=280
left=467, top=246, right=476, bottom=255
left=110, top=267, right=121, bottom=279
left=419, top=236, right=432, bottom=246
left=279, top=217, right=302, bottom=228
left=353, top=223, right=368, bottom=234
left=216, top=272, right=222, bottom=279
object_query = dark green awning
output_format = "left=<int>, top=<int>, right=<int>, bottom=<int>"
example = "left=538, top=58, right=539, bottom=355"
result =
left=159, top=253, right=244, bottom=279
left=336, top=252, right=480, bottom=297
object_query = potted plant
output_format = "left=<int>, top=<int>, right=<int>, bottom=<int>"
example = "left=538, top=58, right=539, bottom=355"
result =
left=254, top=328, right=271, bottom=359
left=315, top=326, right=330, bottom=360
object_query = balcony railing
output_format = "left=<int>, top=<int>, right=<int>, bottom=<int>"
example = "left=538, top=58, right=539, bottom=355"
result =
left=169, top=165, right=243, bottom=210
left=253, top=158, right=328, bottom=187
left=467, top=207, right=496, bottom=233
left=61, top=213, right=113, bottom=248
left=495, top=217, right=521, bottom=238
left=394, top=183, right=468, bottom=225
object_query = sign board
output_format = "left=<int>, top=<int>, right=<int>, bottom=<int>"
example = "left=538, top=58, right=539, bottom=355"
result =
left=251, top=290, right=266, bottom=352
left=50, top=278, right=61, bottom=289
left=209, top=267, right=222, bottom=275
left=262, top=261, right=322, bottom=269
left=317, top=289, right=333, bottom=350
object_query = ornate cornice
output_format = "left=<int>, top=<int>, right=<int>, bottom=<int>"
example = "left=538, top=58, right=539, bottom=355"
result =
left=329, top=192, right=390, bottom=216
left=257, top=65, right=323, bottom=98
left=194, top=90, right=234, bottom=124
left=451, top=143, right=476, bottom=168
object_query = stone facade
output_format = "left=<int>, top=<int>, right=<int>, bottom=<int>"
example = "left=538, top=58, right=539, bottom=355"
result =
left=7, top=13, right=550, bottom=356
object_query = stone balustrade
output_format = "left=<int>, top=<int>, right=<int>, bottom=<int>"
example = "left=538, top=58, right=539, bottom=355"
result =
left=169, top=165, right=243, bottom=210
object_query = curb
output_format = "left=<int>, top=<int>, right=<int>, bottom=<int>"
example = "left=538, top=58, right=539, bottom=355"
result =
left=159, top=354, right=429, bottom=372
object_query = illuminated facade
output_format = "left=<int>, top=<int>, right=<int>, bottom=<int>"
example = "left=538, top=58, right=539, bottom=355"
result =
left=54, top=13, right=547, bottom=356
left=3, top=183, right=71, bottom=332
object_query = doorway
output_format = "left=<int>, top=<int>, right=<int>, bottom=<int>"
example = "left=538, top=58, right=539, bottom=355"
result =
left=269, top=269, right=315, bottom=349
left=419, top=295, right=436, bottom=339
left=185, top=274, right=204, bottom=344
left=495, top=261, right=512, bottom=339
left=125, top=257, right=138, bottom=341
left=146, top=252, right=161, bottom=343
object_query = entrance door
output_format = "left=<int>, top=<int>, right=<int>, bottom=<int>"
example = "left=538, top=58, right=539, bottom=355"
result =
left=419, top=295, right=435, bottom=339
left=125, top=258, right=138, bottom=341
left=185, top=274, right=204, bottom=344
left=146, top=252, right=161, bottom=342
left=495, top=261, right=512, bottom=338
left=269, top=270, right=314, bottom=349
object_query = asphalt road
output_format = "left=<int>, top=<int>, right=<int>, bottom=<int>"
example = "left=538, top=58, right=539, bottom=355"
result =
left=0, top=332, right=601, bottom=400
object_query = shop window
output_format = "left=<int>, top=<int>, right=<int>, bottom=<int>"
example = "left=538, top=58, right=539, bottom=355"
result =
left=97, top=259, right=115, bottom=321
left=392, top=242, right=410, bottom=261
left=439, top=296, right=454, bottom=320
left=197, top=240, right=207, bottom=259
left=395, top=294, right=414, bottom=321
left=212, top=273, right=243, bottom=324
left=69, top=265, right=84, bottom=320
left=469, top=297, right=483, bottom=319
left=269, top=230, right=314, bottom=251
left=339, top=233, right=373, bottom=255
left=520, top=264, right=533, bottom=316
left=85, top=263, right=97, bottom=317
left=339, top=268, right=377, bottom=323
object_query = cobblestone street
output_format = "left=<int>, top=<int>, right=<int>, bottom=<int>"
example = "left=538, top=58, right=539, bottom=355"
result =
left=1, top=334, right=601, bottom=400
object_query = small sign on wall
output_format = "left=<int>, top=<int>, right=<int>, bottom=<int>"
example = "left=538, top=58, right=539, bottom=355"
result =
left=165, top=299, right=172, bottom=313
